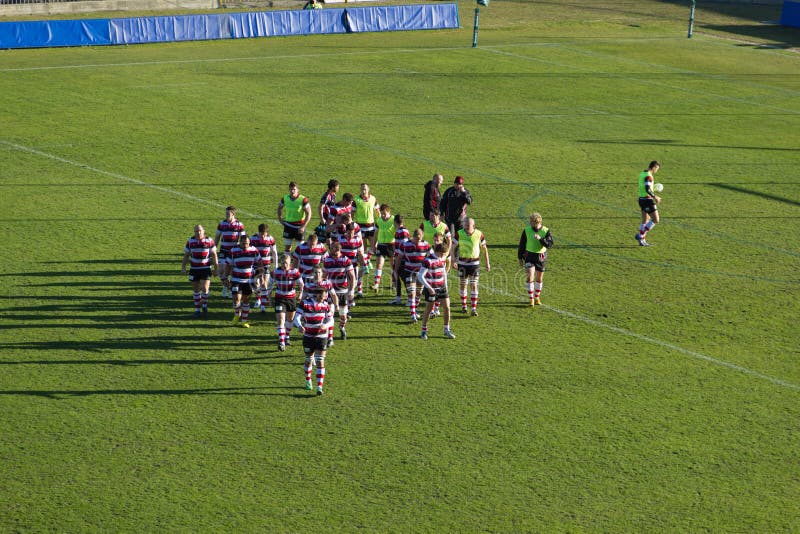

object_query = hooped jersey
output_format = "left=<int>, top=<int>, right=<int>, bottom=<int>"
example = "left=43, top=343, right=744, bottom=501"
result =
left=293, top=242, right=328, bottom=279
left=296, top=297, right=331, bottom=338
left=338, top=233, right=364, bottom=264
left=250, top=233, right=277, bottom=267
left=420, top=254, right=448, bottom=288
left=230, top=245, right=262, bottom=282
left=323, top=255, right=355, bottom=291
left=217, top=219, right=245, bottom=252
left=393, top=227, right=410, bottom=251
left=399, top=240, right=431, bottom=272
left=272, top=268, right=302, bottom=299
left=184, top=237, right=216, bottom=269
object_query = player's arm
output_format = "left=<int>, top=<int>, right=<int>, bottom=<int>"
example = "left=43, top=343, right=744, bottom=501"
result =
left=277, top=200, right=285, bottom=223
left=417, top=265, right=433, bottom=293
left=347, top=266, right=356, bottom=298
left=301, top=199, right=312, bottom=230
left=181, top=248, right=190, bottom=273
left=464, top=189, right=473, bottom=205
left=296, top=275, right=305, bottom=295
left=481, top=240, right=491, bottom=271
left=214, top=230, right=223, bottom=252
left=211, top=246, right=219, bottom=275
left=518, top=230, right=527, bottom=265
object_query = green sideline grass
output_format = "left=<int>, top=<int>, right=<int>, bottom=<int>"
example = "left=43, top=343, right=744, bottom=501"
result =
left=0, top=1, right=798, bottom=531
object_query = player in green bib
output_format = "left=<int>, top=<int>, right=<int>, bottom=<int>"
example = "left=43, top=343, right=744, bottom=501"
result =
left=278, top=181, right=312, bottom=252
left=517, top=212, right=553, bottom=306
left=421, top=212, right=451, bottom=247
left=635, top=160, right=661, bottom=246
left=451, top=218, right=491, bottom=316
left=372, top=204, right=396, bottom=292
left=354, top=183, right=380, bottom=267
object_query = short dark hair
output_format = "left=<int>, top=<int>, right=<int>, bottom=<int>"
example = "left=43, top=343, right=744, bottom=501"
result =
left=226, top=206, right=236, bottom=212
left=289, top=181, right=298, bottom=189
left=342, top=192, right=354, bottom=202
left=379, top=204, right=389, bottom=212
left=327, top=179, right=339, bottom=190
left=649, top=161, right=660, bottom=169
left=394, top=214, right=404, bottom=224
left=258, top=223, right=267, bottom=233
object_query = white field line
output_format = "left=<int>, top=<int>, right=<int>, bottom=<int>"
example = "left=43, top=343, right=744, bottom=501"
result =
left=3, top=137, right=797, bottom=392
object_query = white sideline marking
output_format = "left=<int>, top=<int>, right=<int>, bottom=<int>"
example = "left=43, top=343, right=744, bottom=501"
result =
left=483, top=284, right=800, bottom=392
left=0, top=139, right=274, bottom=222
left=3, top=142, right=798, bottom=393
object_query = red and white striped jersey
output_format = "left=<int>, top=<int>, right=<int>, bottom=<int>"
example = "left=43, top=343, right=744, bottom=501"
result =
left=184, top=237, right=216, bottom=268
left=323, top=255, right=354, bottom=291
left=272, top=268, right=302, bottom=299
left=230, top=246, right=262, bottom=282
left=330, top=222, right=361, bottom=242
left=338, top=233, right=364, bottom=264
left=296, top=298, right=331, bottom=338
left=250, top=233, right=277, bottom=267
left=306, top=278, right=333, bottom=296
left=420, top=254, right=448, bottom=289
left=327, top=203, right=354, bottom=225
left=217, top=219, right=245, bottom=253
left=399, top=240, right=431, bottom=273
left=393, top=227, right=410, bottom=250
left=293, top=242, right=328, bottom=280
left=319, top=191, right=337, bottom=223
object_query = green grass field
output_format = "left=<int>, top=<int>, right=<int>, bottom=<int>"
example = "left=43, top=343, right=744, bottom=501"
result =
left=1, top=0, right=799, bottom=530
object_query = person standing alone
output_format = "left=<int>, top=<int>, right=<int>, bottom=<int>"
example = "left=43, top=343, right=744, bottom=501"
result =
left=636, top=160, right=661, bottom=246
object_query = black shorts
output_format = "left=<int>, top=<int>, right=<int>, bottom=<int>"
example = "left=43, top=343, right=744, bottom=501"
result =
left=638, top=197, right=658, bottom=214
left=188, top=267, right=211, bottom=281
left=457, top=264, right=480, bottom=278
left=282, top=223, right=305, bottom=242
left=218, top=249, right=232, bottom=265
left=303, top=336, right=328, bottom=353
left=447, top=219, right=464, bottom=233
left=359, top=224, right=376, bottom=238
left=274, top=296, right=296, bottom=313
left=422, top=286, right=448, bottom=302
left=231, top=281, right=253, bottom=296
left=314, top=224, right=329, bottom=240
left=403, top=269, right=417, bottom=285
left=376, top=243, right=394, bottom=258
left=524, top=251, right=547, bottom=272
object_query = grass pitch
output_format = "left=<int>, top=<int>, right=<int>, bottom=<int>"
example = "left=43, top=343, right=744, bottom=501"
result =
left=1, top=0, right=799, bottom=531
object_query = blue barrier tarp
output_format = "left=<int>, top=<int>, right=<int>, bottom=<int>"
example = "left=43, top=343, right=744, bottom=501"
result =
left=780, top=0, right=800, bottom=28
left=0, top=3, right=459, bottom=49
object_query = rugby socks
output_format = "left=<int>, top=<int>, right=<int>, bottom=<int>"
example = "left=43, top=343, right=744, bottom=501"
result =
left=286, top=324, right=293, bottom=344
left=304, top=357, right=313, bottom=381
left=193, top=291, right=202, bottom=311
left=241, top=304, right=249, bottom=323
left=409, top=291, right=418, bottom=319
left=277, top=326, right=286, bottom=346
left=374, top=269, right=382, bottom=287
left=470, top=289, right=479, bottom=312
left=460, top=288, right=467, bottom=309
left=315, top=356, right=325, bottom=388
left=534, top=282, right=543, bottom=299
left=527, top=282, right=535, bottom=301
left=201, top=292, right=209, bottom=309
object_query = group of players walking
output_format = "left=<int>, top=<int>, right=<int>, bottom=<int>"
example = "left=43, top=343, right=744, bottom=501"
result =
left=181, top=174, right=557, bottom=395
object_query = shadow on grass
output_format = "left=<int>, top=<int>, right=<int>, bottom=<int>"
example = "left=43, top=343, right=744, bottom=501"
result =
left=0, top=386, right=314, bottom=399
left=710, top=183, right=800, bottom=207
left=0, top=352, right=295, bottom=365
left=0, top=335, right=288, bottom=354
left=577, top=139, right=799, bottom=152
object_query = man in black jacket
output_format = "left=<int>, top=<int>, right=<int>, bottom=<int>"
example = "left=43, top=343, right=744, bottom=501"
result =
left=423, top=173, right=443, bottom=220
left=440, top=175, right=472, bottom=234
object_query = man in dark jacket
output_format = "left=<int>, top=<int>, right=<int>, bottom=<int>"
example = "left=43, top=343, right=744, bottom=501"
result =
left=440, top=175, right=472, bottom=233
left=423, top=173, right=443, bottom=220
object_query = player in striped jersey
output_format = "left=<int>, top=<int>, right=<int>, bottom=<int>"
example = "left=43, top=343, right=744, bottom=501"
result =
left=305, top=266, right=338, bottom=348
left=395, top=228, right=430, bottom=322
left=337, top=223, right=366, bottom=302
left=270, top=253, right=304, bottom=351
left=181, top=224, right=218, bottom=317
left=388, top=214, right=410, bottom=305
left=418, top=241, right=455, bottom=339
left=214, top=206, right=246, bottom=298
left=251, top=223, right=278, bottom=312
left=372, top=204, right=395, bottom=292
left=292, top=233, right=328, bottom=295
left=278, top=181, right=312, bottom=253
left=316, top=179, right=339, bottom=240
left=323, top=241, right=356, bottom=340
left=451, top=218, right=491, bottom=316
left=229, top=235, right=264, bottom=328
left=294, top=287, right=331, bottom=395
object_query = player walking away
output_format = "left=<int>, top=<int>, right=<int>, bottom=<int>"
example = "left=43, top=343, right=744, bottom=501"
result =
left=323, top=242, right=356, bottom=340
left=181, top=224, right=218, bottom=317
left=518, top=212, right=553, bottom=306
left=338, top=223, right=366, bottom=302
left=373, top=204, right=395, bottom=292
left=316, top=179, right=339, bottom=240
left=306, top=266, right=338, bottom=347
left=278, top=181, right=312, bottom=252
left=270, top=253, right=304, bottom=351
left=440, top=175, right=473, bottom=235
left=423, top=173, right=444, bottom=220
left=636, top=160, right=662, bottom=246
left=421, top=211, right=451, bottom=249
left=452, top=218, right=490, bottom=316
left=251, top=223, right=278, bottom=312
left=292, top=233, right=328, bottom=297
left=294, top=287, right=331, bottom=395
left=229, top=235, right=263, bottom=328
left=354, top=183, right=380, bottom=266
left=388, top=214, right=410, bottom=305
left=418, top=242, right=455, bottom=339
left=215, top=206, right=245, bottom=298
left=396, top=228, right=430, bottom=322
